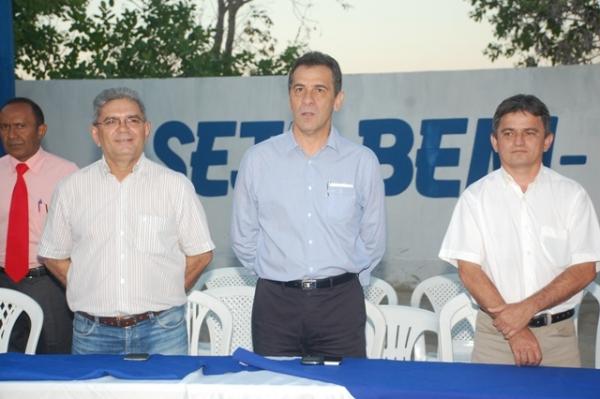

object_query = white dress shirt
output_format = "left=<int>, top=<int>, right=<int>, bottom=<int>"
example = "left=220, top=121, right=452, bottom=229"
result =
left=439, top=167, right=600, bottom=314
left=39, top=155, right=215, bottom=316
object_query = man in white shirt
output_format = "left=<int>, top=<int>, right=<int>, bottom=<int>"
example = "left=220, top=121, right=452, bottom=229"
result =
left=439, top=94, right=600, bottom=367
left=39, top=87, right=215, bottom=355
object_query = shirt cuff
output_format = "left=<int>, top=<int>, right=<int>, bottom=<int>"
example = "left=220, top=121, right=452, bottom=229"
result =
left=438, top=250, right=483, bottom=268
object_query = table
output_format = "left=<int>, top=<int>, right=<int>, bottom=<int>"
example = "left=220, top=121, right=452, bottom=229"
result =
left=2, top=349, right=600, bottom=399
left=0, top=370, right=353, bottom=399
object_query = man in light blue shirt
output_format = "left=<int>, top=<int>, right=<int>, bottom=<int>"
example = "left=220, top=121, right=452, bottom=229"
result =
left=231, top=51, right=386, bottom=357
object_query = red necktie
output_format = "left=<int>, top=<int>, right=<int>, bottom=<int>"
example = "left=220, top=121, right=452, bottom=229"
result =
left=5, top=163, right=29, bottom=283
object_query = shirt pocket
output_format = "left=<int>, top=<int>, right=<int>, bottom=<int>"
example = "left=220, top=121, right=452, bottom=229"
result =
left=326, top=183, right=356, bottom=222
left=540, top=226, right=571, bottom=268
left=135, top=214, right=173, bottom=254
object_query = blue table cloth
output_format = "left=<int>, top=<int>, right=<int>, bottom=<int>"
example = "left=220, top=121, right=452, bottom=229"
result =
left=0, top=353, right=247, bottom=381
left=233, top=348, right=600, bottom=399
left=3, top=350, right=599, bottom=399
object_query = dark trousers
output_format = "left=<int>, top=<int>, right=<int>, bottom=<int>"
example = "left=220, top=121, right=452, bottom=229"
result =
left=0, top=271, right=73, bottom=354
left=252, top=275, right=366, bottom=358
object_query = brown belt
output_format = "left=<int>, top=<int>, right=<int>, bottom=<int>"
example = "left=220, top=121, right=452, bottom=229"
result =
left=77, top=310, right=166, bottom=328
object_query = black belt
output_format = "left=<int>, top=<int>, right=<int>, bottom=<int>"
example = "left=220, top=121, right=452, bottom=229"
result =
left=264, top=272, right=356, bottom=290
left=528, top=308, right=575, bottom=328
left=77, top=310, right=166, bottom=328
left=0, top=266, right=48, bottom=279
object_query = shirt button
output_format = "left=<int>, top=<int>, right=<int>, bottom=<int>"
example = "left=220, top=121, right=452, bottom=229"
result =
left=308, top=185, right=312, bottom=191
left=120, top=278, right=125, bottom=284
left=307, top=212, right=312, bottom=218
left=120, top=231, right=124, bottom=236
left=309, top=267, right=314, bottom=272
left=308, top=239, right=313, bottom=245
left=308, top=160, right=312, bottom=165
left=120, top=254, right=125, bottom=259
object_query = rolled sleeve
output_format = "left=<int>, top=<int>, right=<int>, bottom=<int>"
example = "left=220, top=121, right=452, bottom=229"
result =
left=176, top=178, right=215, bottom=256
left=567, top=190, right=600, bottom=269
left=38, top=181, right=73, bottom=260
left=439, top=193, right=485, bottom=267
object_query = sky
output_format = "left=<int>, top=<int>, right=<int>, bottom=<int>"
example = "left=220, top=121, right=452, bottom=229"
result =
left=82, top=0, right=515, bottom=75
left=257, top=0, right=515, bottom=74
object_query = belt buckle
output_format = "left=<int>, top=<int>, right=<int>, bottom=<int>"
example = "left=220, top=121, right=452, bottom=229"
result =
left=545, top=313, right=552, bottom=326
left=301, top=279, right=317, bottom=290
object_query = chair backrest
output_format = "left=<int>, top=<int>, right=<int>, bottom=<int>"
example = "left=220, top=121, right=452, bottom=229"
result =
left=365, top=300, right=386, bottom=358
left=582, top=282, right=600, bottom=369
left=438, top=293, right=478, bottom=362
left=410, top=273, right=474, bottom=344
left=364, top=277, right=398, bottom=305
left=0, top=288, right=44, bottom=354
left=187, top=290, right=233, bottom=355
left=410, top=273, right=465, bottom=313
left=377, top=305, right=438, bottom=361
left=196, top=267, right=258, bottom=290
left=203, top=286, right=255, bottom=353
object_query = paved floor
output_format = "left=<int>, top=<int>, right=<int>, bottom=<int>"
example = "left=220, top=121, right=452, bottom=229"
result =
left=396, top=289, right=598, bottom=368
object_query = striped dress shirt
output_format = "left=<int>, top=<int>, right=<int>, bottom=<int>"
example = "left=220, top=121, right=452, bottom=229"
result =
left=39, top=155, right=215, bottom=316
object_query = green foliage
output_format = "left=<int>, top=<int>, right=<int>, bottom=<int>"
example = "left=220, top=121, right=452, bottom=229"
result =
left=13, top=0, right=306, bottom=79
left=467, top=0, right=600, bottom=66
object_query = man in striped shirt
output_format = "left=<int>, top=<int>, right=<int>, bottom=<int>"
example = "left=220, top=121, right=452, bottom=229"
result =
left=39, top=87, right=215, bottom=355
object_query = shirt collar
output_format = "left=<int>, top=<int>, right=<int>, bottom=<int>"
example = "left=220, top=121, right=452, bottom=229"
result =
left=7, top=147, right=46, bottom=174
left=499, top=165, right=545, bottom=192
left=99, top=153, right=147, bottom=177
left=283, top=125, right=340, bottom=154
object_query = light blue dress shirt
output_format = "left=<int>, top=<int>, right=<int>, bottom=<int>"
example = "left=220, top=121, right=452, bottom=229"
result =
left=231, top=127, right=386, bottom=285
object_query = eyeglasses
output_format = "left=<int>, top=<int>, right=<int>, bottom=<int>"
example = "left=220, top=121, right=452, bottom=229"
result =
left=93, top=116, right=146, bottom=129
left=0, top=123, right=28, bottom=133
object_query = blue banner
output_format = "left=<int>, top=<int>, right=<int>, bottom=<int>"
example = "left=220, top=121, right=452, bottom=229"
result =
left=0, top=0, right=15, bottom=156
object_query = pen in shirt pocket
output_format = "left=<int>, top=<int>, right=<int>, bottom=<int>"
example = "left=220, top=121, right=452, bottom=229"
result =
left=38, top=199, right=48, bottom=213
left=327, top=181, right=354, bottom=195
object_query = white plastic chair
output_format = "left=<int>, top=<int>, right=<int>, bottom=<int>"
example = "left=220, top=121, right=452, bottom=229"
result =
left=410, top=273, right=473, bottom=360
left=203, top=286, right=255, bottom=353
left=365, top=300, right=386, bottom=358
left=364, top=276, right=398, bottom=305
left=574, top=281, right=600, bottom=369
left=586, top=282, right=600, bottom=369
left=196, top=267, right=258, bottom=290
left=0, top=288, right=44, bottom=354
left=438, top=293, right=478, bottom=362
left=377, top=305, right=438, bottom=361
left=187, top=290, right=233, bottom=355
left=410, top=273, right=466, bottom=313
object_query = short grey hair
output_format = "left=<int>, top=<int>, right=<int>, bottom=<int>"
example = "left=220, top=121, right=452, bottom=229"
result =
left=93, top=87, right=146, bottom=122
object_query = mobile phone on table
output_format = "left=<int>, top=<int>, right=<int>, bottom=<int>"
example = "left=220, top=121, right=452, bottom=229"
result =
left=301, top=355, right=342, bottom=366
left=124, top=353, right=150, bottom=361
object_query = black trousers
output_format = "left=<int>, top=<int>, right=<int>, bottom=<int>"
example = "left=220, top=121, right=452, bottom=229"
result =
left=0, top=271, right=73, bottom=354
left=252, top=275, right=366, bottom=358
